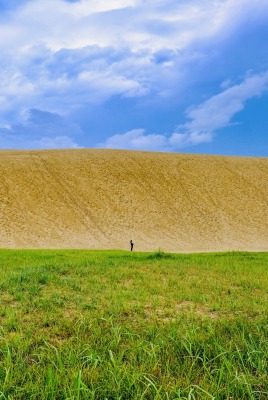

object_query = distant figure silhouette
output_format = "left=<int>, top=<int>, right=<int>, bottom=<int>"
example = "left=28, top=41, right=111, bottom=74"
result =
left=130, top=240, right=134, bottom=251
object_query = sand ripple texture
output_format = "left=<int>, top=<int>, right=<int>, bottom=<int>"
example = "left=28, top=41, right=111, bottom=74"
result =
left=0, top=149, right=267, bottom=252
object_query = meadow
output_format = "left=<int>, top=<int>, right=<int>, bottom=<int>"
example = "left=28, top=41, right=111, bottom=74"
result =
left=0, top=250, right=267, bottom=399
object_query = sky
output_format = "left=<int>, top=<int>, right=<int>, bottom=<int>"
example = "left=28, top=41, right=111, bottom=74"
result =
left=0, top=0, right=268, bottom=156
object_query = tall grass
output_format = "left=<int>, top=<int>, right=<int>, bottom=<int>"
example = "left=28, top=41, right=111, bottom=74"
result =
left=0, top=250, right=267, bottom=399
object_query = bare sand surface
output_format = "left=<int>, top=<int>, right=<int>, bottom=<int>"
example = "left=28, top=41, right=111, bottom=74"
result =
left=0, top=149, right=267, bottom=252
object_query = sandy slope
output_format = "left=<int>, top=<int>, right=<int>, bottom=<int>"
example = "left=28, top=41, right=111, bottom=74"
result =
left=0, top=149, right=267, bottom=252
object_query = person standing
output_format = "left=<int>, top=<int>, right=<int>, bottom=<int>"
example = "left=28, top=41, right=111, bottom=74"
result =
left=130, top=240, right=134, bottom=251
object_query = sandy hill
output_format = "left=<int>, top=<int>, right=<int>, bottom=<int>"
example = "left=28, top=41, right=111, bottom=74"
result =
left=0, top=149, right=267, bottom=252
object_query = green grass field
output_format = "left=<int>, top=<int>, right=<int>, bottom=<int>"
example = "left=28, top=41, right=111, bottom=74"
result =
left=0, top=250, right=267, bottom=399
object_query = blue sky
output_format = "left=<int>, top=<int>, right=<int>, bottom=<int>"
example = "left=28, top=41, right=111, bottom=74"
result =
left=0, top=0, right=268, bottom=156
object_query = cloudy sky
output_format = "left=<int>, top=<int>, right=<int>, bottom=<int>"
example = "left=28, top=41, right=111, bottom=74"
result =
left=0, top=0, right=268, bottom=156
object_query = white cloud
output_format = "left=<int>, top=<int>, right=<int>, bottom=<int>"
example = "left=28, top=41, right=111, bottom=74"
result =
left=0, top=109, right=82, bottom=149
left=1, top=0, right=268, bottom=149
left=0, top=132, right=80, bottom=150
left=0, top=0, right=267, bottom=116
left=0, top=0, right=233, bottom=51
left=101, top=71, right=268, bottom=151
left=99, top=129, right=171, bottom=151
left=99, top=128, right=204, bottom=152
left=32, top=135, right=81, bottom=149
left=178, top=71, right=268, bottom=140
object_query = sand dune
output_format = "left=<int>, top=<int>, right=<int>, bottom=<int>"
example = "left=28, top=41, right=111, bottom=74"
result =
left=0, top=149, right=267, bottom=252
